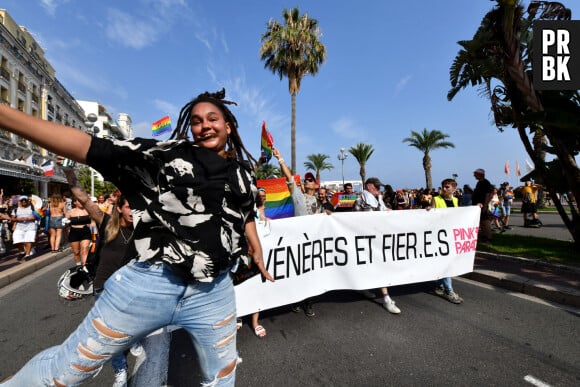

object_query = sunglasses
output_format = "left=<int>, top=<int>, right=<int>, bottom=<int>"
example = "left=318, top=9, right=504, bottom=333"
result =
left=304, top=178, right=315, bottom=183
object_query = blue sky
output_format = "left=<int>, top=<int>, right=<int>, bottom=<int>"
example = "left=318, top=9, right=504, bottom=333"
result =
left=4, top=0, right=579, bottom=190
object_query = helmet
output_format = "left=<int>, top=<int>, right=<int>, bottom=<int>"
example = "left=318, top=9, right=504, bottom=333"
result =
left=57, top=266, right=94, bottom=300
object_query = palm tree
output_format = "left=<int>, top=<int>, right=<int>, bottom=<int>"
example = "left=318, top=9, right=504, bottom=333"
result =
left=255, top=163, right=281, bottom=180
left=447, top=1, right=580, bottom=248
left=260, top=7, right=327, bottom=174
left=303, top=153, right=334, bottom=182
left=402, top=129, right=455, bottom=190
left=348, top=143, right=374, bottom=184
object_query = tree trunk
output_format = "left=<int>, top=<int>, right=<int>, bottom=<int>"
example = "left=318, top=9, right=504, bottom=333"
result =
left=423, top=153, right=432, bottom=190
left=291, top=92, right=297, bottom=175
left=532, top=129, right=547, bottom=207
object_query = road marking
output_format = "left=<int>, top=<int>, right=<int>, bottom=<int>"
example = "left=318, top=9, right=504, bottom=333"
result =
left=456, top=277, right=580, bottom=316
left=524, top=374, right=552, bottom=387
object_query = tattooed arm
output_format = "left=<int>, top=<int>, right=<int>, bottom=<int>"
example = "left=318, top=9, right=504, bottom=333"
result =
left=63, top=168, right=105, bottom=226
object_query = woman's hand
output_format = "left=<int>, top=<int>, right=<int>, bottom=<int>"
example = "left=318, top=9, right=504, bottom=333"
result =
left=254, top=255, right=274, bottom=283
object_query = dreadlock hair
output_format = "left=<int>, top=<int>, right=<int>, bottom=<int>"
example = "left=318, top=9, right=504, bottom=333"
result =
left=170, top=88, right=257, bottom=168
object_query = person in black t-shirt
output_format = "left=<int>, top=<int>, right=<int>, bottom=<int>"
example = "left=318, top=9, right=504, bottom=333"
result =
left=0, top=89, right=274, bottom=386
left=472, top=168, right=493, bottom=242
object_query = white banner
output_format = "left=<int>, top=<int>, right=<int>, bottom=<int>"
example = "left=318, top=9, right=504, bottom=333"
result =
left=235, top=206, right=480, bottom=316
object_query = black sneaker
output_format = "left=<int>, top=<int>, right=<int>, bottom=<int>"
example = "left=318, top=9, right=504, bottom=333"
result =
left=304, top=302, right=315, bottom=317
left=16, top=253, right=26, bottom=261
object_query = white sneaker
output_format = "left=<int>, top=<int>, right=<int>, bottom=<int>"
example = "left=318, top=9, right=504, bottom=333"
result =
left=382, top=299, right=401, bottom=314
left=130, top=342, right=144, bottom=357
left=113, top=368, right=127, bottom=387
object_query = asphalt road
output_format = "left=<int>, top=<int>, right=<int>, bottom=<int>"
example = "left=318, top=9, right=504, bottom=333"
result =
left=1, top=257, right=578, bottom=386
left=501, top=211, right=573, bottom=241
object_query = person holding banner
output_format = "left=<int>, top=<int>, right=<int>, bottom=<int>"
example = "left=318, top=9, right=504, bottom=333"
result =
left=333, top=182, right=356, bottom=212
left=354, top=177, right=401, bottom=314
left=0, top=88, right=273, bottom=386
left=431, top=178, right=464, bottom=304
left=274, top=147, right=323, bottom=316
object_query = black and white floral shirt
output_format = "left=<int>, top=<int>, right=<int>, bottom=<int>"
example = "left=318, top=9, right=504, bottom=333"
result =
left=87, top=137, right=256, bottom=282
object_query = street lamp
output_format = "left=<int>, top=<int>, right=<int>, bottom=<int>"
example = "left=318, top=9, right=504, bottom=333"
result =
left=337, top=147, right=348, bottom=188
left=84, top=113, right=99, bottom=198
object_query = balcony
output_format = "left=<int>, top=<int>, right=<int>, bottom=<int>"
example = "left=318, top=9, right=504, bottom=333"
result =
left=47, top=104, right=54, bottom=113
left=31, top=94, right=39, bottom=104
left=17, top=82, right=26, bottom=93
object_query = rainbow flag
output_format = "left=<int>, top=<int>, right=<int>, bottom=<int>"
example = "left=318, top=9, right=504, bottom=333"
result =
left=257, top=177, right=298, bottom=219
left=260, top=121, right=273, bottom=163
left=33, top=207, right=45, bottom=220
left=331, top=193, right=357, bottom=208
left=152, top=115, right=172, bottom=137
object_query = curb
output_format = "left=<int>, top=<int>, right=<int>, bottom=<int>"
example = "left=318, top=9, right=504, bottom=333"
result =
left=462, top=271, right=580, bottom=308
left=462, top=251, right=580, bottom=308
left=0, top=249, right=70, bottom=289
left=475, top=251, right=580, bottom=274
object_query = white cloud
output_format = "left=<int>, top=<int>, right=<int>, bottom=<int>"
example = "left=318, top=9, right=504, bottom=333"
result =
left=105, top=9, right=160, bottom=49
left=195, top=33, right=213, bottom=51
left=39, top=0, right=61, bottom=16
left=153, top=99, right=179, bottom=117
left=395, top=75, right=412, bottom=94
left=332, top=118, right=368, bottom=140
left=132, top=120, right=153, bottom=138
left=48, top=58, right=127, bottom=100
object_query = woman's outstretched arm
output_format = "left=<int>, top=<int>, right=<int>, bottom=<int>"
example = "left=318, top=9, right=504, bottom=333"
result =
left=0, top=104, right=92, bottom=163
left=63, top=167, right=105, bottom=226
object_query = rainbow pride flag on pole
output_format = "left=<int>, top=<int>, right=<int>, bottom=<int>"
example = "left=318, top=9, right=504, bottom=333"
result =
left=257, top=177, right=296, bottom=219
left=260, top=121, right=273, bottom=163
left=33, top=207, right=45, bottom=221
left=152, top=115, right=172, bottom=137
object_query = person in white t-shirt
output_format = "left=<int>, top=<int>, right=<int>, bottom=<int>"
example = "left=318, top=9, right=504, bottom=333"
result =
left=11, top=195, right=37, bottom=260
left=354, top=177, right=401, bottom=315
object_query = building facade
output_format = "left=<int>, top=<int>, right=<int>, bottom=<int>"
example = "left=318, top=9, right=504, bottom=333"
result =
left=0, top=9, right=132, bottom=200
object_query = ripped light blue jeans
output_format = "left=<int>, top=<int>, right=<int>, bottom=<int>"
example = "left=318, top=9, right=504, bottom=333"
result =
left=3, top=260, right=238, bottom=387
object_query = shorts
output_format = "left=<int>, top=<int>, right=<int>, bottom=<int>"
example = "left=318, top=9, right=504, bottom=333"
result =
left=68, top=226, right=92, bottom=242
left=502, top=205, right=511, bottom=216
left=49, top=216, right=64, bottom=229
left=521, top=202, right=537, bottom=214
left=12, top=227, right=37, bottom=244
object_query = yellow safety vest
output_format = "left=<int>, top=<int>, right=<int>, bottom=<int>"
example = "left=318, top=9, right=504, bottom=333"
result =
left=433, top=195, right=458, bottom=208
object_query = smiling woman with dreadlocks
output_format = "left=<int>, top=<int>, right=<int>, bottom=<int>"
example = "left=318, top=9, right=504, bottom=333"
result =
left=0, top=89, right=274, bottom=386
